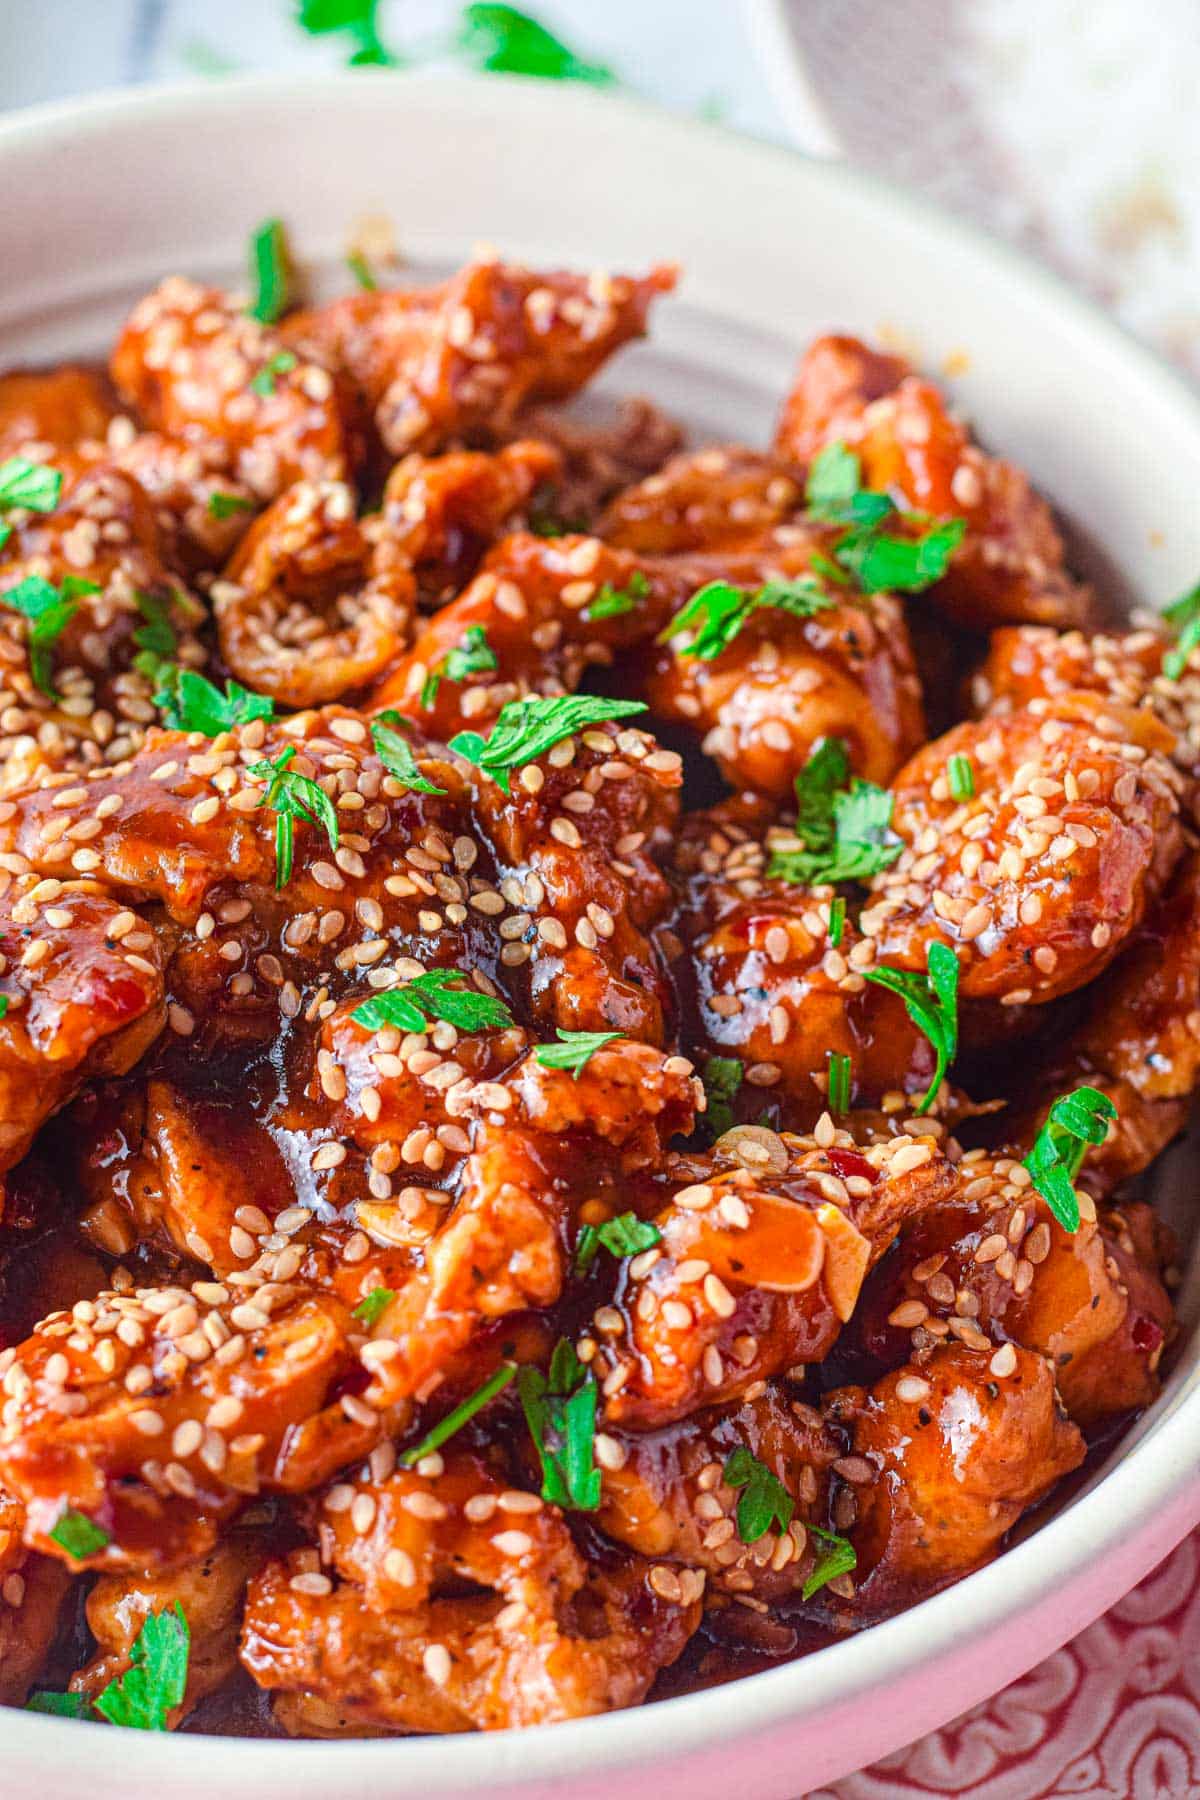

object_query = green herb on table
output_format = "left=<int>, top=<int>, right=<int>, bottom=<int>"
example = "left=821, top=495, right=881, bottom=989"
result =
left=456, top=5, right=615, bottom=83
left=297, top=0, right=401, bottom=65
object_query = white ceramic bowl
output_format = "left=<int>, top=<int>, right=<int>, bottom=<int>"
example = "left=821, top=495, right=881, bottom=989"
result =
left=3, top=68, right=1200, bottom=1800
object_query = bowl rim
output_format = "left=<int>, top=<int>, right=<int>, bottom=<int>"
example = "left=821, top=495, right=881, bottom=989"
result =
left=3, top=65, right=1200, bottom=1791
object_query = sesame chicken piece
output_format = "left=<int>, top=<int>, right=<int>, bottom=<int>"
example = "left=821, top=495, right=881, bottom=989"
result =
left=0, top=1484, right=72, bottom=1705
left=357, top=1039, right=699, bottom=1407
left=596, top=1127, right=957, bottom=1430
left=974, top=622, right=1200, bottom=802
left=825, top=1342, right=1084, bottom=1613
left=0, top=457, right=206, bottom=786
left=862, top=698, right=1184, bottom=1004
left=645, top=574, right=926, bottom=800
left=367, top=529, right=683, bottom=733
left=502, top=395, right=684, bottom=527
left=853, top=1150, right=1175, bottom=1428
left=71, top=1526, right=267, bottom=1725
left=0, top=879, right=165, bottom=1174
left=282, top=257, right=677, bottom=459
left=378, top=440, right=562, bottom=607
left=667, top=797, right=935, bottom=1120
left=241, top=1452, right=700, bottom=1731
left=774, top=334, right=1093, bottom=632
left=216, top=479, right=414, bottom=707
left=0, top=366, right=119, bottom=461
left=597, top=446, right=805, bottom=555
left=112, top=430, right=260, bottom=575
left=0, top=1281, right=380, bottom=1571
left=110, top=277, right=360, bottom=503
left=596, top=1384, right=840, bottom=1601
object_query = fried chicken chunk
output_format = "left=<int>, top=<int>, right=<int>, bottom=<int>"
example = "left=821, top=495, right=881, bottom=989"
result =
left=774, top=334, right=1093, bottom=631
left=0, top=366, right=118, bottom=461
left=284, top=256, right=676, bottom=457
left=861, top=699, right=1183, bottom=1003
left=241, top=1452, right=699, bottom=1732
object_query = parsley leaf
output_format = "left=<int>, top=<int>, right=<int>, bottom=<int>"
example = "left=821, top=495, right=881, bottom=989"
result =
left=131, top=591, right=176, bottom=680
left=250, top=350, right=298, bottom=398
left=585, top=569, right=650, bottom=621
left=863, top=940, right=960, bottom=1115
left=207, top=491, right=254, bottom=520
left=1161, top=581, right=1200, bottom=680
left=0, top=995, right=9, bottom=1020
left=49, top=1508, right=109, bottom=1560
left=802, top=1522, right=857, bottom=1600
left=1022, top=1084, right=1117, bottom=1232
left=352, top=968, right=513, bottom=1035
left=449, top=694, right=646, bottom=794
left=828, top=895, right=846, bottom=947
left=346, top=250, right=378, bottom=291
left=723, top=1446, right=795, bottom=1544
left=93, top=1603, right=189, bottom=1731
left=1, top=573, right=98, bottom=698
left=575, top=1212, right=662, bottom=1276
left=371, top=711, right=447, bottom=795
left=457, top=5, right=615, bottom=84
left=248, top=744, right=339, bottom=888
left=247, top=218, right=291, bottom=325
left=826, top=1050, right=851, bottom=1115
left=26, top=1690, right=91, bottom=1718
left=702, top=1056, right=743, bottom=1136
left=154, top=667, right=274, bottom=735
left=518, top=1339, right=601, bottom=1510
left=297, top=0, right=400, bottom=66
left=768, top=739, right=901, bottom=886
left=534, top=1026, right=622, bottom=1078
left=399, top=1364, right=516, bottom=1467
left=0, top=457, right=62, bottom=515
left=804, top=440, right=966, bottom=594
left=352, top=1286, right=395, bottom=1327
left=658, top=573, right=833, bottom=661
left=421, top=623, right=498, bottom=708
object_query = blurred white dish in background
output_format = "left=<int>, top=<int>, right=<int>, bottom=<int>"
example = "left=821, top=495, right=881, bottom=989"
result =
left=747, top=0, right=1200, bottom=376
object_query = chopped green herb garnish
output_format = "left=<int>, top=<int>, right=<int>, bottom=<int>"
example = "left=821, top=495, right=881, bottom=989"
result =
left=131, top=591, right=176, bottom=680
left=207, top=491, right=255, bottom=520
left=26, top=1690, right=91, bottom=1718
left=828, top=895, right=846, bottom=948
left=457, top=4, right=615, bottom=83
left=702, top=1056, right=743, bottom=1136
left=658, top=573, right=834, bottom=661
left=1161, top=581, right=1200, bottom=680
left=768, top=738, right=901, bottom=886
left=585, top=569, right=650, bottom=621
left=346, top=250, right=378, bottom=291
left=575, top=1212, right=662, bottom=1276
left=371, top=710, right=447, bottom=795
left=49, top=1508, right=109, bottom=1560
left=1022, top=1084, right=1117, bottom=1232
left=247, top=218, right=291, bottom=325
left=93, top=1603, right=189, bottom=1731
left=400, top=1364, right=516, bottom=1466
left=353, top=1286, right=395, bottom=1327
left=0, top=573, right=98, bottom=698
left=723, top=1446, right=794, bottom=1544
left=297, top=0, right=400, bottom=66
left=0, top=457, right=62, bottom=515
left=863, top=940, right=960, bottom=1115
left=449, top=693, right=646, bottom=794
left=534, top=1026, right=622, bottom=1078
left=804, top=441, right=966, bottom=595
left=0, top=995, right=9, bottom=1020
left=518, top=1338, right=601, bottom=1510
left=249, top=350, right=298, bottom=397
left=421, top=623, right=497, bottom=708
left=802, top=1522, right=857, bottom=1600
left=0, top=524, right=10, bottom=553
left=352, top=968, right=513, bottom=1035
left=947, top=752, right=975, bottom=801
left=247, top=744, right=339, bottom=888
left=154, top=666, right=274, bottom=735
left=826, top=1050, right=851, bottom=1116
